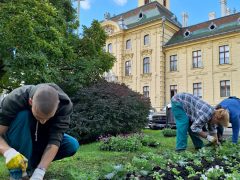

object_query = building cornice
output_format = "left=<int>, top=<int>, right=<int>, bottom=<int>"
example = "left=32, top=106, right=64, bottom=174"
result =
left=163, top=29, right=240, bottom=50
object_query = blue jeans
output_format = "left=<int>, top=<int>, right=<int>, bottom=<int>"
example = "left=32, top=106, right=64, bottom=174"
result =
left=5, top=110, right=80, bottom=170
left=171, top=101, right=203, bottom=150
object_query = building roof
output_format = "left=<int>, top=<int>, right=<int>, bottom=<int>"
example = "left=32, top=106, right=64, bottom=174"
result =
left=165, top=13, right=240, bottom=47
left=107, top=1, right=181, bottom=29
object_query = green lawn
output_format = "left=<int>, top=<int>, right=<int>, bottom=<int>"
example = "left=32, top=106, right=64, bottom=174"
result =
left=0, top=129, right=195, bottom=180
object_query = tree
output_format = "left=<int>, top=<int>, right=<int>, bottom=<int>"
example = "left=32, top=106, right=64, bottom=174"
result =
left=0, top=0, right=115, bottom=95
left=0, top=0, right=76, bottom=91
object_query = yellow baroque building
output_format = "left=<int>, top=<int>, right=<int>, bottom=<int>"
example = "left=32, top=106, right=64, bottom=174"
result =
left=101, top=0, right=240, bottom=111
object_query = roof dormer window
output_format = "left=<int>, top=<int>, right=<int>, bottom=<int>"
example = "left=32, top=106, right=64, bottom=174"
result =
left=139, top=12, right=143, bottom=19
left=184, top=29, right=191, bottom=37
left=209, top=22, right=217, bottom=31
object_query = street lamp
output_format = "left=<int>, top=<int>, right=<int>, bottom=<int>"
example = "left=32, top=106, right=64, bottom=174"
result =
left=74, top=0, right=85, bottom=35
left=10, top=47, right=17, bottom=59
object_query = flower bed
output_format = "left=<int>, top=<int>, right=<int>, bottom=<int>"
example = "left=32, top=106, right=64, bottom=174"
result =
left=104, top=142, right=240, bottom=179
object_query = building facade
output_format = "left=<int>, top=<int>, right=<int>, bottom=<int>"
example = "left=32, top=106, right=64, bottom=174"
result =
left=102, top=0, right=240, bottom=111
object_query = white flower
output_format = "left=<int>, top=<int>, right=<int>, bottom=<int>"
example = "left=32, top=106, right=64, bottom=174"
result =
left=207, top=167, right=214, bottom=172
left=201, top=174, right=208, bottom=180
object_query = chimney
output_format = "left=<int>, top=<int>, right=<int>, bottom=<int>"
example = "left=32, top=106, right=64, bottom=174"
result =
left=233, top=8, right=237, bottom=14
left=226, top=7, right=231, bottom=15
left=208, top=12, right=216, bottom=20
left=220, top=0, right=227, bottom=17
left=118, top=16, right=127, bottom=29
left=104, top=12, right=111, bottom=21
left=181, top=12, right=188, bottom=27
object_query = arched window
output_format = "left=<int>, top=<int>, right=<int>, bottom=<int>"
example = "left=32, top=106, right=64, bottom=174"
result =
left=107, top=43, right=112, bottom=53
left=125, top=61, right=131, bottom=76
left=143, top=57, right=150, bottom=74
left=144, top=34, right=149, bottom=45
left=126, top=39, right=131, bottom=49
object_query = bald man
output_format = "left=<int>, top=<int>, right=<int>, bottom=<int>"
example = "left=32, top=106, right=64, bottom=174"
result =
left=0, top=83, right=79, bottom=180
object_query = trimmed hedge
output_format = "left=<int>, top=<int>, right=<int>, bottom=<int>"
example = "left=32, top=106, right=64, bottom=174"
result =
left=68, top=80, right=151, bottom=143
left=162, top=128, right=176, bottom=137
left=99, top=134, right=143, bottom=152
left=99, top=134, right=160, bottom=152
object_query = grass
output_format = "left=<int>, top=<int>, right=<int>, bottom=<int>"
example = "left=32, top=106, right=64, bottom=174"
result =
left=0, top=129, right=195, bottom=180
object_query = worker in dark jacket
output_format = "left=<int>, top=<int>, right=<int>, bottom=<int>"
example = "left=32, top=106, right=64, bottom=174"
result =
left=216, top=96, right=240, bottom=144
left=0, top=83, right=79, bottom=180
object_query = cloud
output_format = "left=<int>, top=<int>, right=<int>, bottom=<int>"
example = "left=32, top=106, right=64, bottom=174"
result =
left=114, top=0, right=127, bottom=6
left=80, top=0, right=91, bottom=10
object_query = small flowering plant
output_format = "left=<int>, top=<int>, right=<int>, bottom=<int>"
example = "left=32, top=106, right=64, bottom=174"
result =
left=203, top=165, right=225, bottom=179
left=103, top=141, right=240, bottom=179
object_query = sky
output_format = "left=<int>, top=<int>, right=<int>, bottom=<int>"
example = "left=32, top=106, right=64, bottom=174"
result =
left=73, top=0, right=240, bottom=32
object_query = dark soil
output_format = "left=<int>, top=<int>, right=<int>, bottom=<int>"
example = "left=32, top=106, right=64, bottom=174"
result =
left=124, top=156, right=240, bottom=180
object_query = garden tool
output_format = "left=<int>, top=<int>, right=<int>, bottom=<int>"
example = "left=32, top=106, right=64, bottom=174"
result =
left=9, top=169, right=28, bottom=180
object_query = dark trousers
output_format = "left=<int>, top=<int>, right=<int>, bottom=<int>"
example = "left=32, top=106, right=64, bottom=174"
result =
left=217, top=125, right=224, bottom=141
left=5, top=110, right=79, bottom=170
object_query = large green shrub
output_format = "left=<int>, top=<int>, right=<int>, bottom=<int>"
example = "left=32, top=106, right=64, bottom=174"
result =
left=68, top=80, right=151, bottom=143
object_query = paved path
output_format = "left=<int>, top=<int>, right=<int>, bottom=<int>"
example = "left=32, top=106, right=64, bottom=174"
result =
left=222, top=127, right=240, bottom=138
left=223, top=128, right=232, bottom=137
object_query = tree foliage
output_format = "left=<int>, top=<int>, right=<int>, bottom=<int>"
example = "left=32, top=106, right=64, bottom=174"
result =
left=68, top=80, right=151, bottom=143
left=60, top=20, right=115, bottom=95
left=0, top=0, right=74, bottom=90
left=0, top=0, right=115, bottom=94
